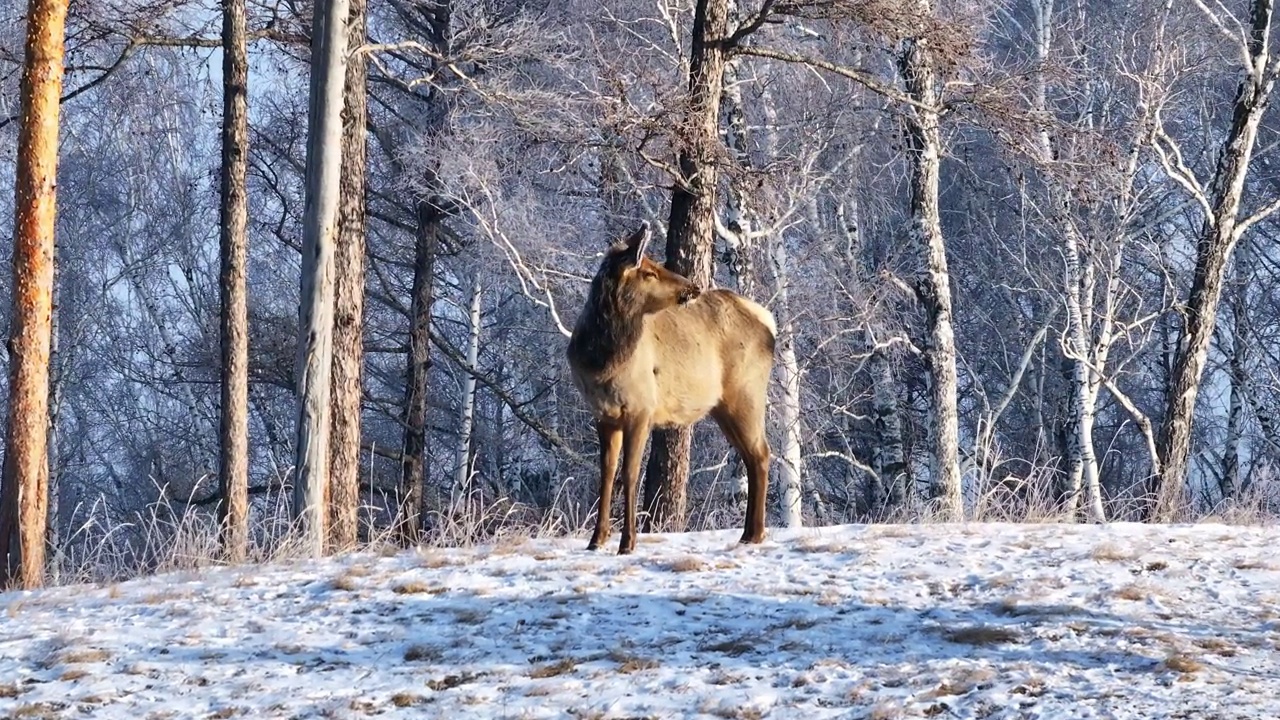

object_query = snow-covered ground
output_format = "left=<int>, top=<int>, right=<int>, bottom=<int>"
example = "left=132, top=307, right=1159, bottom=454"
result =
left=2, top=522, right=1279, bottom=719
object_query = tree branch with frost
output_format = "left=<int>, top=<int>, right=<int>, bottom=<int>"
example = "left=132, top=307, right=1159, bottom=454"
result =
left=1187, top=0, right=1253, bottom=66
left=467, top=201, right=576, bottom=339
left=1234, top=195, right=1280, bottom=239
left=808, top=451, right=878, bottom=479
left=733, top=45, right=938, bottom=112
left=1060, top=338, right=1162, bottom=478
left=1151, top=118, right=1214, bottom=225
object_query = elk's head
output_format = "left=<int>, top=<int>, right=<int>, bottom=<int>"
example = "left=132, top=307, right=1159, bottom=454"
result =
left=599, top=222, right=702, bottom=314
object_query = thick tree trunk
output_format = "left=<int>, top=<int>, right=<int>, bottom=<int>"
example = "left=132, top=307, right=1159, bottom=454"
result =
left=1149, top=0, right=1274, bottom=521
left=328, top=0, right=368, bottom=551
left=898, top=4, right=962, bottom=520
left=453, top=277, right=483, bottom=513
left=218, top=0, right=251, bottom=563
left=293, top=0, right=351, bottom=556
left=398, top=199, right=439, bottom=543
left=0, top=0, right=68, bottom=590
left=869, top=348, right=908, bottom=516
left=644, top=0, right=730, bottom=534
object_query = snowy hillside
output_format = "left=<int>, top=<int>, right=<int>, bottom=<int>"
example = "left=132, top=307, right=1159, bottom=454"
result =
left=2, top=523, right=1279, bottom=719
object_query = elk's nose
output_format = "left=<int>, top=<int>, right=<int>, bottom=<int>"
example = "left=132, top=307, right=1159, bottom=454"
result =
left=679, top=285, right=702, bottom=304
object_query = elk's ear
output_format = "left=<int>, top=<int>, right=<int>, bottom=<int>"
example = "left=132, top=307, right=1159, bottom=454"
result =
left=622, top=221, right=650, bottom=267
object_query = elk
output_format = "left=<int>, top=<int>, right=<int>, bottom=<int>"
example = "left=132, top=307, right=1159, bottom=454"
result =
left=566, top=222, right=776, bottom=554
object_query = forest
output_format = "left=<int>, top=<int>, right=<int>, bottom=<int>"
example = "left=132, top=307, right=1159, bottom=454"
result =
left=2, top=0, right=1279, bottom=588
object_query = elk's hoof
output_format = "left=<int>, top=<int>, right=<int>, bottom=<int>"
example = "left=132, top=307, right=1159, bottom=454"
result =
left=738, top=532, right=766, bottom=545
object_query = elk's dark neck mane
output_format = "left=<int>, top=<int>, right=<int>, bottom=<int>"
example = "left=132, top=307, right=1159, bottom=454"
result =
left=569, top=273, right=645, bottom=374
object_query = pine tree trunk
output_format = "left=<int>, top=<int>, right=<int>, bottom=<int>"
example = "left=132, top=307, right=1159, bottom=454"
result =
left=398, top=199, right=439, bottom=544
left=0, top=0, right=68, bottom=590
left=218, top=0, right=251, bottom=563
left=898, top=4, right=962, bottom=520
left=328, top=0, right=368, bottom=551
left=644, top=0, right=729, bottom=534
left=293, top=0, right=351, bottom=556
left=1149, top=0, right=1274, bottom=521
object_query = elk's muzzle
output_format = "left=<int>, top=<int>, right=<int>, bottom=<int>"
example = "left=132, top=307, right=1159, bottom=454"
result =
left=678, top=285, right=702, bottom=305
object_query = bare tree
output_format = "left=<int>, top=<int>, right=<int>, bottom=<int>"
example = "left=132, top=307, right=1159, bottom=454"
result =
left=1148, top=0, right=1279, bottom=521
left=644, top=0, right=731, bottom=533
left=329, top=0, right=369, bottom=551
left=898, top=0, right=962, bottom=519
left=218, top=0, right=251, bottom=561
left=294, top=0, right=351, bottom=555
left=0, top=0, right=69, bottom=589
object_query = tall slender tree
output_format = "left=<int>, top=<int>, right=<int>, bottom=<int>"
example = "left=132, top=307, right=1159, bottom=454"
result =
left=294, top=0, right=352, bottom=555
left=898, top=0, right=962, bottom=520
left=1148, top=0, right=1277, bottom=521
left=643, top=0, right=731, bottom=533
left=218, top=0, right=251, bottom=562
left=329, top=0, right=369, bottom=551
left=0, top=0, right=70, bottom=590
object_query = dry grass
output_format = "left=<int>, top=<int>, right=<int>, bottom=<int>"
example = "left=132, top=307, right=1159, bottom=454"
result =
left=331, top=574, right=360, bottom=592
left=1194, top=636, right=1238, bottom=656
left=609, top=649, right=660, bottom=673
left=50, top=647, right=112, bottom=665
left=941, top=625, right=1021, bottom=646
left=700, top=637, right=756, bottom=657
left=1163, top=653, right=1205, bottom=674
left=403, top=644, right=442, bottom=662
left=6, top=703, right=66, bottom=719
left=700, top=702, right=766, bottom=720
left=391, top=578, right=440, bottom=595
left=660, top=556, right=709, bottom=573
left=1113, top=582, right=1158, bottom=602
left=1090, top=542, right=1140, bottom=562
left=426, top=672, right=483, bottom=691
left=528, top=658, right=577, bottom=679
left=59, top=668, right=91, bottom=681
left=0, top=682, right=24, bottom=698
left=389, top=692, right=425, bottom=707
left=868, top=701, right=905, bottom=720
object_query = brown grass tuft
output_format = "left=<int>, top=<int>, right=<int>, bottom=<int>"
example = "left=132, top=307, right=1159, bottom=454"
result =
left=661, top=556, right=709, bottom=573
left=941, top=625, right=1021, bottom=646
left=1090, top=542, right=1139, bottom=562
left=331, top=574, right=360, bottom=592
left=1163, top=653, right=1205, bottom=674
left=528, top=658, right=577, bottom=679
left=389, top=692, right=425, bottom=707
left=59, top=668, right=91, bottom=682
left=0, top=682, right=24, bottom=698
left=608, top=649, right=659, bottom=673
left=52, top=647, right=112, bottom=665
left=403, top=644, right=442, bottom=663
left=1194, top=637, right=1237, bottom=656
left=391, top=579, right=439, bottom=595
left=700, top=637, right=755, bottom=657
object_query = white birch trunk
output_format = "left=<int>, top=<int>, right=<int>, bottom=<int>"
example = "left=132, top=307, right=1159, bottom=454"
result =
left=454, top=276, right=483, bottom=511
left=293, top=0, right=351, bottom=556
left=899, top=2, right=963, bottom=519
left=771, top=238, right=804, bottom=529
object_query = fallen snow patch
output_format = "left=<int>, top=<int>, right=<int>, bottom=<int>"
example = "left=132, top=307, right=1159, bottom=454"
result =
left=2, top=522, right=1279, bottom=719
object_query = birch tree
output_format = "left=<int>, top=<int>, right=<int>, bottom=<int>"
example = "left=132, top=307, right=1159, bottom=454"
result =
left=1148, top=0, right=1279, bottom=521
left=218, top=0, right=251, bottom=561
left=0, top=0, right=69, bottom=590
left=294, top=0, right=351, bottom=555
left=898, top=0, right=962, bottom=520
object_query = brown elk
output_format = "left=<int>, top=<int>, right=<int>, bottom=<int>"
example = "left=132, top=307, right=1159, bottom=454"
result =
left=566, top=222, right=776, bottom=555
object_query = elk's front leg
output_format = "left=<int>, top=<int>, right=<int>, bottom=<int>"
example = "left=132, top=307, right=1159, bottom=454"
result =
left=587, top=422, right=622, bottom=551
left=618, top=416, right=652, bottom=555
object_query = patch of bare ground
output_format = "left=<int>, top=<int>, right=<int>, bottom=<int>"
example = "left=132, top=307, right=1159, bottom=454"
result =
left=528, top=658, right=577, bottom=679
left=0, top=682, right=25, bottom=698
left=941, top=625, right=1021, bottom=646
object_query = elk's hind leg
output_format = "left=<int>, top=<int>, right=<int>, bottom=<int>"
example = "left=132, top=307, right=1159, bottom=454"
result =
left=588, top=422, right=622, bottom=551
left=711, top=402, right=771, bottom=544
